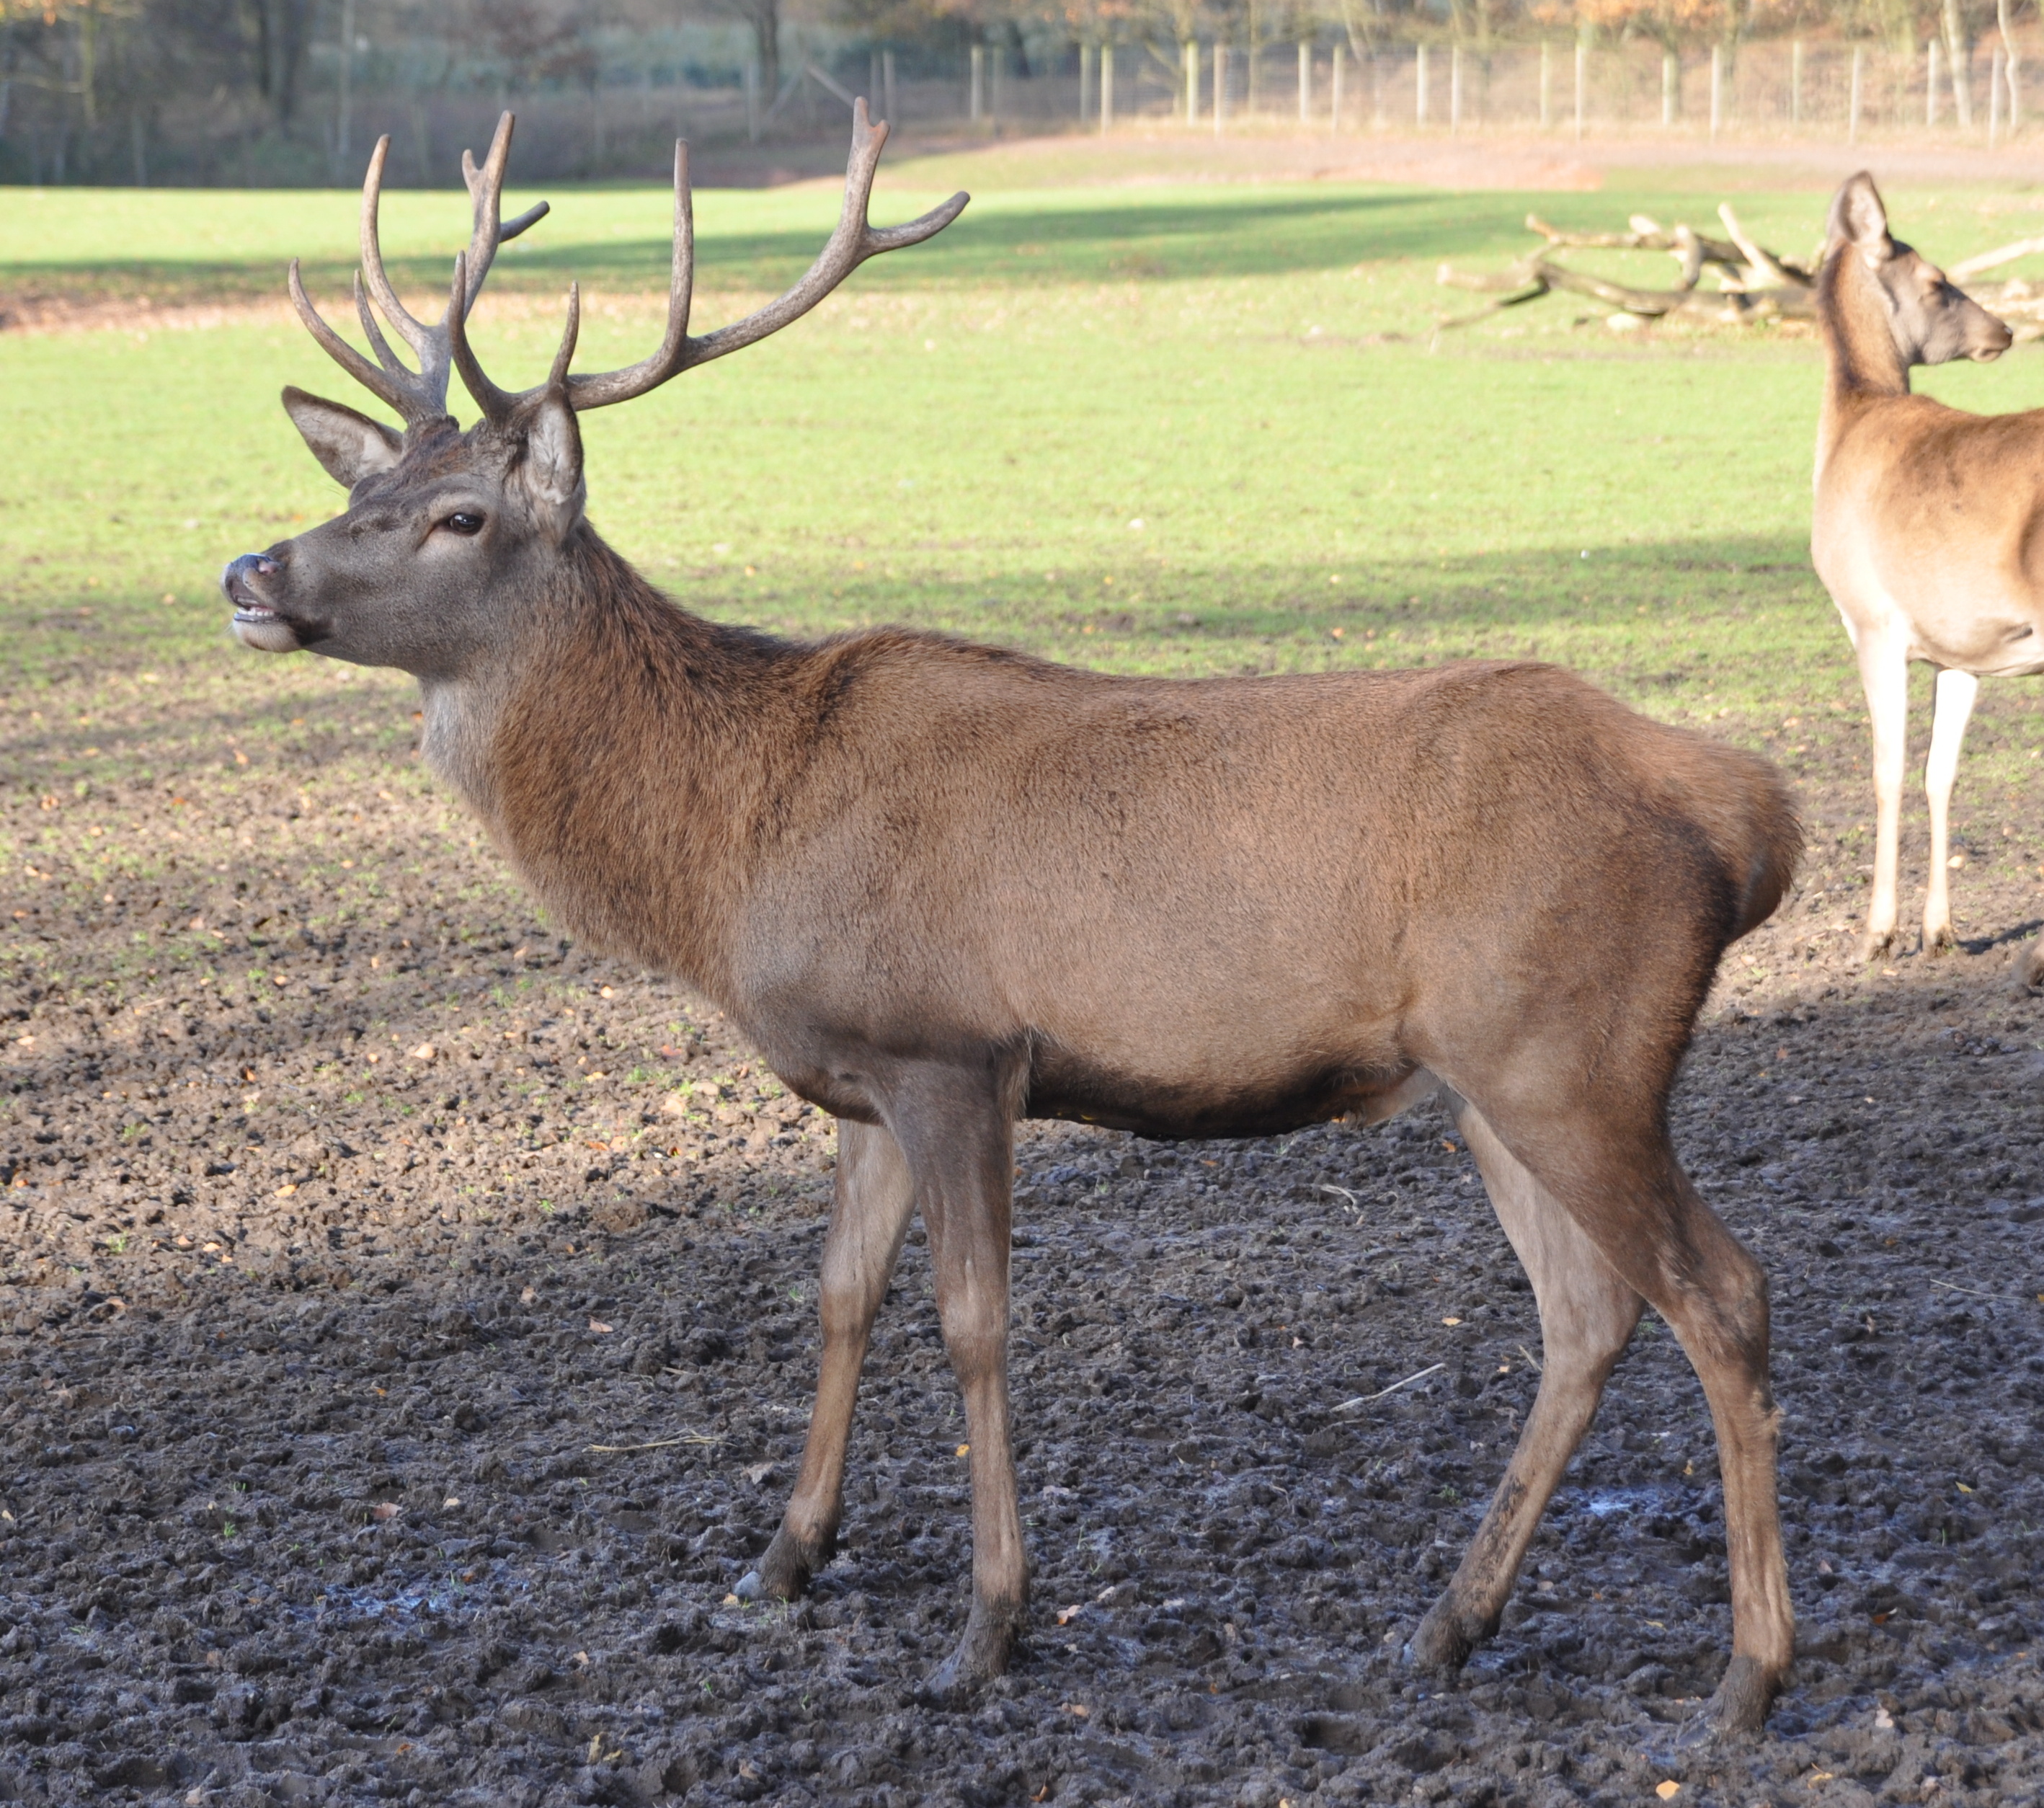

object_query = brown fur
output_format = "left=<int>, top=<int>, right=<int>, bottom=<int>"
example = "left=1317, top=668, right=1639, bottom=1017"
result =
left=226, top=118, right=1807, bottom=1729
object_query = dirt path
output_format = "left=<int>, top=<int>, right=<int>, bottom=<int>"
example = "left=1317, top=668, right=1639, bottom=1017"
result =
left=3, top=654, right=2043, bottom=1806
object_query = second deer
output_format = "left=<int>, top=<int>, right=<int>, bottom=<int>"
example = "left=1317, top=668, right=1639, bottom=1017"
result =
left=1811, top=172, right=2040, bottom=985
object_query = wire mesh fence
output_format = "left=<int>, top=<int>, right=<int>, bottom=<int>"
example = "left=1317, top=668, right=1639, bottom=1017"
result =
left=5, top=31, right=2043, bottom=187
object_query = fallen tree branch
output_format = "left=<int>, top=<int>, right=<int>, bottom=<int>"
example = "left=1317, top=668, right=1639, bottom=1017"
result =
left=1438, top=203, right=1821, bottom=332
left=1438, top=205, right=2044, bottom=337
left=1952, top=233, right=2044, bottom=280
left=1718, top=203, right=1808, bottom=289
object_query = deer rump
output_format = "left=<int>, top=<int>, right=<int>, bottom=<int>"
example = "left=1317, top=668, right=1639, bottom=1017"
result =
left=491, top=624, right=1792, bottom=1146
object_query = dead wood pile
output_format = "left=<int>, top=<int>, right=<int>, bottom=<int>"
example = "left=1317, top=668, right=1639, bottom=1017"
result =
left=1435, top=208, right=2044, bottom=340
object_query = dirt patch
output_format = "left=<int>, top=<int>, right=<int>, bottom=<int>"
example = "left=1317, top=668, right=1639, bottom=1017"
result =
left=4, top=657, right=2044, bottom=1806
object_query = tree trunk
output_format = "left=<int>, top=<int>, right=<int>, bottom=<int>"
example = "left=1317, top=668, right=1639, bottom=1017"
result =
left=752, top=0, right=779, bottom=108
left=77, top=8, right=97, bottom=128
left=1999, top=0, right=2022, bottom=129
left=1944, top=0, right=1973, bottom=128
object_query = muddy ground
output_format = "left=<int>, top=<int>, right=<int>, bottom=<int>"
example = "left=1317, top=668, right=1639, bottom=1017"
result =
left=4, top=642, right=2044, bottom=1808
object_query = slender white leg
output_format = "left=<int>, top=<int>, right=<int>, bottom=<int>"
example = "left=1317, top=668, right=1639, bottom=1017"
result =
left=1857, top=636, right=1911, bottom=962
left=1923, top=667, right=1980, bottom=952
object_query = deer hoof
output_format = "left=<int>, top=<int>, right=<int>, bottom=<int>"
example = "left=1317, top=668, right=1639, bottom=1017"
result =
left=919, top=1601, right=1022, bottom=1704
left=1924, top=925, right=1958, bottom=955
left=1404, top=1597, right=1485, bottom=1675
left=1861, top=928, right=1897, bottom=965
left=1708, top=1653, right=1782, bottom=1738
left=748, top=1525, right=826, bottom=1603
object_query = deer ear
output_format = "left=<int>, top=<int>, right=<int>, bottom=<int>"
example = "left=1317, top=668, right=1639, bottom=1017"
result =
left=1828, top=172, right=1892, bottom=261
left=512, top=394, right=587, bottom=540
left=281, top=386, right=404, bottom=487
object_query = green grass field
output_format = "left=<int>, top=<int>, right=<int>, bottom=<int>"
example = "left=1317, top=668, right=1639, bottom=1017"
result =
left=6, top=154, right=2044, bottom=838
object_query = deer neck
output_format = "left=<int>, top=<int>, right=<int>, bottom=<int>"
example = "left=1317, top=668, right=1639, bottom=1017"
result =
left=425, top=531, right=794, bottom=997
left=1816, top=244, right=1913, bottom=473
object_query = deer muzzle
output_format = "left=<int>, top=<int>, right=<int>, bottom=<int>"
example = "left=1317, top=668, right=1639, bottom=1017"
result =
left=223, top=552, right=302, bottom=654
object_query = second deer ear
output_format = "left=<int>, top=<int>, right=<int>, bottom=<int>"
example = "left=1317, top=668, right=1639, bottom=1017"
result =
left=282, top=386, right=405, bottom=487
left=510, top=394, right=587, bottom=541
left=1828, top=172, right=1892, bottom=262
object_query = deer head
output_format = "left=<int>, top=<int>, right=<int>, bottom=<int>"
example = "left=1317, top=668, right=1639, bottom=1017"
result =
left=1823, top=171, right=2011, bottom=373
left=224, top=107, right=967, bottom=678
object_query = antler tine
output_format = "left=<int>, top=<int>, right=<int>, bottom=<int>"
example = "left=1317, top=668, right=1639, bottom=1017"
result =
left=352, top=271, right=405, bottom=379
left=445, top=251, right=526, bottom=427
left=288, top=257, right=421, bottom=421
left=554, top=139, right=695, bottom=414
left=548, top=284, right=582, bottom=391
left=458, top=113, right=551, bottom=313
left=355, top=135, right=436, bottom=369
left=564, top=100, right=969, bottom=412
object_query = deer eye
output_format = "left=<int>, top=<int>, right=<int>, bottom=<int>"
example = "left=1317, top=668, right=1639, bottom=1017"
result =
left=442, top=511, right=485, bottom=536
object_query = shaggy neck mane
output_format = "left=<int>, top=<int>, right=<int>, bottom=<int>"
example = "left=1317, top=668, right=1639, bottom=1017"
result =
left=484, top=526, right=799, bottom=994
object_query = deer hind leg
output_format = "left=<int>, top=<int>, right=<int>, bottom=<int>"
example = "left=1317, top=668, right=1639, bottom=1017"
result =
left=1923, top=667, right=1981, bottom=952
left=1859, top=633, right=1911, bottom=962
left=1408, top=1096, right=1643, bottom=1677
left=1528, top=1121, right=1792, bottom=1734
left=746, top=1118, right=917, bottom=1604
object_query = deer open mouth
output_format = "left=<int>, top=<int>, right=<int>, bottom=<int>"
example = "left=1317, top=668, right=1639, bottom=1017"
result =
left=223, top=560, right=306, bottom=653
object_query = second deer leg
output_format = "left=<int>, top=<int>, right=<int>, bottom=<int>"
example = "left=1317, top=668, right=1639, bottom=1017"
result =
left=1922, top=666, right=1979, bottom=952
left=1858, top=634, right=1911, bottom=962
left=747, top=1118, right=916, bottom=1603
left=1408, top=1096, right=1643, bottom=1674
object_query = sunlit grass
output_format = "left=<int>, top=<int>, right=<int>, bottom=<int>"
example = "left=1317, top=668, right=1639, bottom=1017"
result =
left=5, top=166, right=2044, bottom=830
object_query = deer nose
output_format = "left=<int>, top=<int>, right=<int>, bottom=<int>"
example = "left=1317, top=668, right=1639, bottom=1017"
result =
left=221, top=552, right=282, bottom=603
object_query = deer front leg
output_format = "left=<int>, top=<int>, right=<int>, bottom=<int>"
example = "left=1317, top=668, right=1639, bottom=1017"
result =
left=891, top=1082, right=1027, bottom=1701
left=1922, top=667, right=1979, bottom=952
left=1408, top=1097, right=1643, bottom=1674
left=743, top=1119, right=916, bottom=1604
left=1858, top=634, right=1911, bottom=962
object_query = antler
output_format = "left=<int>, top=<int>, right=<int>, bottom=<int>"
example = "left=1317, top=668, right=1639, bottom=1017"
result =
left=447, top=98, right=969, bottom=427
left=288, top=112, right=550, bottom=427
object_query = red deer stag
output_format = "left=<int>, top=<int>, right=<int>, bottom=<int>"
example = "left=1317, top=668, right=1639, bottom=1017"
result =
left=1810, top=172, right=2040, bottom=986
left=225, top=108, right=1802, bottom=1731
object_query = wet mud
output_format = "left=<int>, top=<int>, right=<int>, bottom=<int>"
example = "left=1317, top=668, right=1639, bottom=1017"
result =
left=4, top=663, right=2044, bottom=1805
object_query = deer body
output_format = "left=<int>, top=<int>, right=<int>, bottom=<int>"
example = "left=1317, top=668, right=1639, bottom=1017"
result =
left=226, top=110, right=1804, bottom=1732
left=1815, top=400, right=2044, bottom=678
left=1809, top=173, right=2040, bottom=982
left=437, top=538, right=1782, bottom=1142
